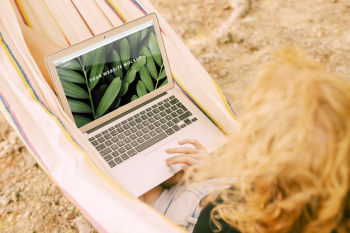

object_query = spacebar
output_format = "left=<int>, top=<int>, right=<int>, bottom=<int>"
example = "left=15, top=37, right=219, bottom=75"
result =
left=135, top=132, right=168, bottom=152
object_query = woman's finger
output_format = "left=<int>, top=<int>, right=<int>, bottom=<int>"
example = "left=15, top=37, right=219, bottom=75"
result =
left=166, top=155, right=201, bottom=166
left=178, top=139, right=206, bottom=150
left=165, top=147, right=198, bottom=154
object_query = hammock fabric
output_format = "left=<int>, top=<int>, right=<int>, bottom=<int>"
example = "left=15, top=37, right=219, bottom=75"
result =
left=0, top=0, right=239, bottom=232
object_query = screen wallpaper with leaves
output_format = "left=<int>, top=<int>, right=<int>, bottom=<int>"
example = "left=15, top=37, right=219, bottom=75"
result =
left=55, top=25, right=168, bottom=128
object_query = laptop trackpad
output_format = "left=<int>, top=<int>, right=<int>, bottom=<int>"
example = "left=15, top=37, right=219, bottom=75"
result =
left=144, top=138, right=182, bottom=177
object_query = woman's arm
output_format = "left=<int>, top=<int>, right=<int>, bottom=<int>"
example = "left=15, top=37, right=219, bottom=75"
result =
left=19, top=23, right=63, bottom=93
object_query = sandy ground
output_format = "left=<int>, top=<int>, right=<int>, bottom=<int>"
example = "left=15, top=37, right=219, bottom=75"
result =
left=1, top=0, right=350, bottom=232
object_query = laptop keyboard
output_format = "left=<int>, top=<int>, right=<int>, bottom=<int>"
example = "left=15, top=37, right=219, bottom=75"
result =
left=88, top=95, right=197, bottom=168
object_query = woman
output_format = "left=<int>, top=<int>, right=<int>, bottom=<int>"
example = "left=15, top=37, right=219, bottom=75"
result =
left=185, top=48, right=350, bottom=233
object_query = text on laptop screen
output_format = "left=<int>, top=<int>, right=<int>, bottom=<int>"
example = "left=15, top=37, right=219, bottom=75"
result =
left=54, top=21, right=168, bottom=128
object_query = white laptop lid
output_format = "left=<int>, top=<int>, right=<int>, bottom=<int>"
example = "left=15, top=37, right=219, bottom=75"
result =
left=46, top=14, right=174, bottom=133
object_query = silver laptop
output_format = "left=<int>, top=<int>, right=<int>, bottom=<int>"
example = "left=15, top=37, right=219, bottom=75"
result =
left=46, top=14, right=226, bottom=197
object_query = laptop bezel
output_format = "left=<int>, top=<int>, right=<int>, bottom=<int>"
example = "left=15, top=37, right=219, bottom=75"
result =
left=46, top=14, right=174, bottom=133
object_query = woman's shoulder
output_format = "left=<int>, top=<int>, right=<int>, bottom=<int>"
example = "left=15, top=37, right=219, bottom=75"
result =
left=193, top=201, right=241, bottom=233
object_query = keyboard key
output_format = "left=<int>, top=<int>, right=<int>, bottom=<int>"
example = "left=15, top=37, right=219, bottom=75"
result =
left=97, top=137, right=106, bottom=143
left=105, top=140, right=113, bottom=146
left=152, top=105, right=158, bottom=108
left=102, top=130, right=108, bottom=134
left=173, top=118, right=180, bottom=124
left=164, top=98, right=169, bottom=102
left=91, top=140, right=99, bottom=146
left=161, top=124, right=169, bottom=130
left=117, top=134, right=125, bottom=139
left=108, top=126, right=115, bottom=131
left=135, top=132, right=168, bottom=152
left=155, top=128, right=162, bottom=133
left=95, top=133, right=102, bottom=138
left=142, top=128, right=149, bottom=133
left=111, top=144, right=118, bottom=150
left=164, top=103, right=171, bottom=108
left=131, top=141, right=139, bottom=147
left=146, top=107, right=152, bottom=111
left=129, top=121, right=136, bottom=126
left=148, top=124, right=155, bottom=130
left=180, top=124, right=186, bottom=128
left=124, top=137, right=131, bottom=144
left=100, top=148, right=112, bottom=156
left=142, top=121, right=150, bottom=126
left=171, top=106, right=178, bottom=111
left=160, top=112, right=166, bottom=117
left=104, top=134, right=112, bottom=140
left=144, top=134, right=151, bottom=140
left=141, top=115, right=148, bottom=120
left=134, top=113, right=140, bottom=118
left=160, top=118, right=167, bottom=124
left=114, top=157, right=123, bottom=164
left=123, top=125, right=130, bottom=130
left=147, top=112, right=154, bottom=117
left=95, top=144, right=106, bottom=151
left=130, top=127, right=137, bottom=133
left=165, top=115, right=172, bottom=121
left=167, top=122, right=174, bottom=127
left=150, top=131, right=157, bottom=137
left=121, top=154, right=129, bottom=160
left=111, top=137, right=119, bottom=143
left=192, top=118, right=198, bottom=122
left=179, top=112, right=192, bottom=121
left=169, top=95, right=175, bottom=99
left=173, top=125, right=181, bottom=131
left=124, top=130, right=131, bottom=136
left=88, top=137, right=95, bottom=141
left=177, top=109, right=184, bottom=115
left=118, top=147, right=126, bottom=153
left=112, top=151, right=119, bottom=157
left=135, top=118, right=142, bottom=123
left=158, top=106, right=165, bottom=111
left=116, top=127, right=124, bottom=133
left=103, top=154, right=113, bottom=162
left=117, top=141, right=125, bottom=147
left=125, top=144, right=132, bottom=150
left=136, top=124, right=144, bottom=129
left=128, top=149, right=137, bottom=157
left=165, top=128, right=175, bottom=135
left=171, top=112, right=178, bottom=118
left=165, top=109, right=172, bottom=114
left=122, top=120, right=128, bottom=124
left=130, top=134, right=137, bottom=140
left=170, top=98, right=179, bottom=104
left=136, top=131, right=143, bottom=137
left=148, top=117, right=155, bottom=123
left=154, top=114, right=161, bottom=120
left=115, top=123, right=121, bottom=128
left=108, top=160, right=116, bottom=168
left=110, top=130, right=118, bottom=136
left=178, top=103, right=188, bottom=111
left=153, top=109, right=160, bottom=114
left=185, top=119, right=192, bottom=125
left=127, top=117, right=133, bottom=121
left=154, top=121, right=161, bottom=127
left=140, top=110, right=146, bottom=114
left=137, top=138, right=145, bottom=143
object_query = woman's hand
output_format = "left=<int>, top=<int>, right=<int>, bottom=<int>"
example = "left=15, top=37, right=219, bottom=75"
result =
left=165, top=139, right=209, bottom=174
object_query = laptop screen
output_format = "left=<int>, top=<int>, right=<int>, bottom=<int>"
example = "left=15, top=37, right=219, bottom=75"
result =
left=53, top=21, right=168, bottom=128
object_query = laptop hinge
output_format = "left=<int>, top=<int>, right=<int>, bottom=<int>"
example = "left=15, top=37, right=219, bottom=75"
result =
left=86, top=92, right=167, bottom=134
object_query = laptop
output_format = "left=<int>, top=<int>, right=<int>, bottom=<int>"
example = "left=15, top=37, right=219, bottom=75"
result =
left=46, top=14, right=227, bottom=197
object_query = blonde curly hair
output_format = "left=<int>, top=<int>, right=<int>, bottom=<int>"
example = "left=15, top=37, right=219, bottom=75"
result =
left=193, top=48, right=350, bottom=233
